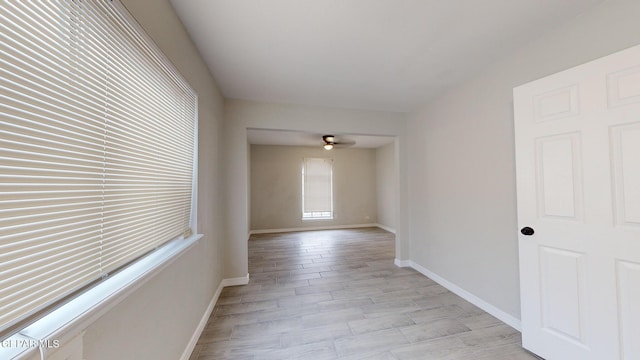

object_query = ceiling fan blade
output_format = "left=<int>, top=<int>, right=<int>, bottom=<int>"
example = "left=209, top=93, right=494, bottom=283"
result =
left=321, top=134, right=356, bottom=148
left=333, top=140, right=356, bottom=148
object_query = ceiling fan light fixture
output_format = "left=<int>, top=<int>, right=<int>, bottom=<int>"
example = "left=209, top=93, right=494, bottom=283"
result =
left=322, top=134, right=335, bottom=150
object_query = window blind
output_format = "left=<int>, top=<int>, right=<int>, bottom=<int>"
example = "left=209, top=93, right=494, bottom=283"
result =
left=0, top=0, right=197, bottom=337
left=302, top=158, right=333, bottom=216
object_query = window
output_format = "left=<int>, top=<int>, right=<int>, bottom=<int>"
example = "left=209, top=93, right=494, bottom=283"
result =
left=302, top=158, right=333, bottom=219
left=0, top=1, right=197, bottom=338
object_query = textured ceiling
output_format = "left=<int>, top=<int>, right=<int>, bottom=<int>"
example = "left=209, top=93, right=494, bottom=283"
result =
left=170, top=0, right=602, bottom=112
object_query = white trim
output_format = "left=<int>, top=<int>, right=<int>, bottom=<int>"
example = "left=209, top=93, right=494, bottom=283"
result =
left=2, top=235, right=202, bottom=360
left=249, top=223, right=378, bottom=235
left=375, top=223, right=396, bottom=234
left=179, top=285, right=222, bottom=360
left=180, top=273, right=250, bottom=360
left=403, top=260, right=522, bottom=331
left=221, top=274, right=250, bottom=287
left=394, top=258, right=411, bottom=267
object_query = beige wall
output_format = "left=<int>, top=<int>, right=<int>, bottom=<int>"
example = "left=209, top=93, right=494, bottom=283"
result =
left=376, top=142, right=397, bottom=231
left=250, top=145, right=377, bottom=231
left=406, top=0, right=640, bottom=321
left=81, top=1, right=225, bottom=359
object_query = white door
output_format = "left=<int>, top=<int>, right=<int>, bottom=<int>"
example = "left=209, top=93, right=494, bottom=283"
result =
left=514, top=44, right=640, bottom=360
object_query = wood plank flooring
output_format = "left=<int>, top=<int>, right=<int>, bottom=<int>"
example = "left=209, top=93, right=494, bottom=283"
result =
left=189, top=227, right=539, bottom=359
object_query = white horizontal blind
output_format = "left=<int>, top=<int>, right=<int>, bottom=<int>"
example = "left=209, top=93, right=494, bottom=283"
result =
left=0, top=0, right=196, bottom=336
left=302, top=158, right=333, bottom=218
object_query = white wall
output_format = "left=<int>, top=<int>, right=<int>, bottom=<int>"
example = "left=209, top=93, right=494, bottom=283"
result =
left=406, top=0, right=640, bottom=320
left=376, top=142, right=397, bottom=232
left=224, top=100, right=408, bottom=278
left=81, top=0, right=226, bottom=359
left=250, top=145, right=377, bottom=231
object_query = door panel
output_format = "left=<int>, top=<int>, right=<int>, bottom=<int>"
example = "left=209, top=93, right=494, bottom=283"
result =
left=616, top=260, right=640, bottom=360
left=610, top=122, right=640, bottom=226
left=535, top=133, right=583, bottom=220
left=533, top=85, right=580, bottom=122
left=539, top=247, right=587, bottom=343
left=514, top=44, right=640, bottom=359
left=607, top=66, right=640, bottom=107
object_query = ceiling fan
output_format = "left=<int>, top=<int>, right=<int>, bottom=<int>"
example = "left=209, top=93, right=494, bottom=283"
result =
left=322, top=135, right=356, bottom=150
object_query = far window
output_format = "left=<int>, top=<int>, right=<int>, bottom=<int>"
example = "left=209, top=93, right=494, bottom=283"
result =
left=302, top=158, right=333, bottom=219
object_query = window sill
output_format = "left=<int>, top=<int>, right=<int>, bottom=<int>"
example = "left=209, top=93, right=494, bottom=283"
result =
left=1, top=234, right=203, bottom=360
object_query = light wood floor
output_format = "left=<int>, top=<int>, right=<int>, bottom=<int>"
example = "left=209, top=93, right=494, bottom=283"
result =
left=189, top=227, right=539, bottom=359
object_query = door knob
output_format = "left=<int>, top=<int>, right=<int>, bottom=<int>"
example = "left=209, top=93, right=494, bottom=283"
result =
left=520, top=227, right=534, bottom=236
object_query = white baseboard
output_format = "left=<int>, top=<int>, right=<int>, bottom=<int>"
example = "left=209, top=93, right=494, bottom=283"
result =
left=180, top=273, right=250, bottom=360
left=406, top=261, right=522, bottom=332
left=375, top=224, right=396, bottom=234
left=179, top=285, right=222, bottom=360
left=221, top=273, right=250, bottom=287
left=250, top=223, right=378, bottom=235
left=394, top=258, right=411, bottom=267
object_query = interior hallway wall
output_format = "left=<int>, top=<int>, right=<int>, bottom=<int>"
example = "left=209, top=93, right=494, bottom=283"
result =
left=406, top=0, right=640, bottom=321
left=376, top=142, right=397, bottom=232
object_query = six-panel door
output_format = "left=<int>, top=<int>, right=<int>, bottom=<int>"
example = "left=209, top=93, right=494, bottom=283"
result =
left=514, top=44, right=640, bottom=360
